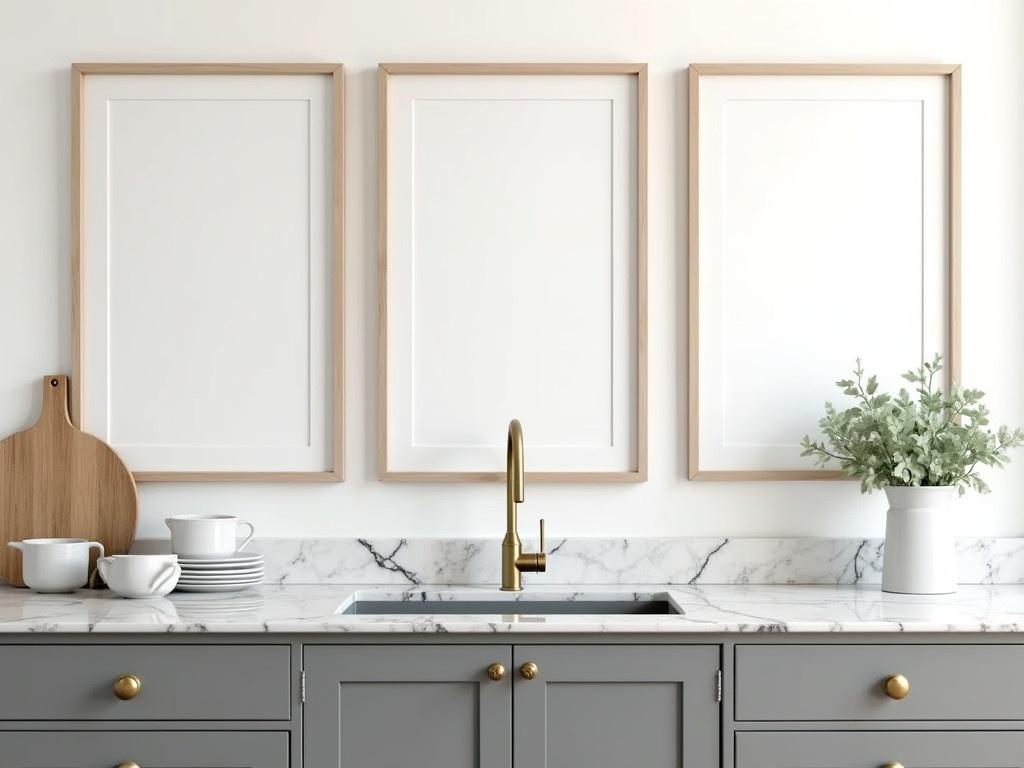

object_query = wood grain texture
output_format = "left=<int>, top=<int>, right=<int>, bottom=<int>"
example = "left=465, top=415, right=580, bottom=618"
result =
left=379, top=63, right=646, bottom=76
left=687, top=63, right=962, bottom=481
left=689, top=63, right=960, bottom=76
left=0, top=376, right=137, bottom=587
left=72, top=62, right=340, bottom=75
left=378, top=63, right=648, bottom=481
left=71, top=63, right=345, bottom=482
left=379, top=471, right=647, bottom=483
left=687, top=67, right=701, bottom=481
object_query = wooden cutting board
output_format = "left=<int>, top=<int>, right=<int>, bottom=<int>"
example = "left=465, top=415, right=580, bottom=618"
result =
left=0, top=375, right=137, bottom=586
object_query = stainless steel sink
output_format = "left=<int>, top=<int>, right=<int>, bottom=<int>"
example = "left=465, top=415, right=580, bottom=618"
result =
left=339, top=594, right=681, bottom=616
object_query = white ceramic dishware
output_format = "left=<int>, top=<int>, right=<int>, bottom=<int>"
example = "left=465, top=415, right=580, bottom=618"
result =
left=97, top=554, right=181, bottom=598
left=174, top=581, right=262, bottom=593
left=6, top=538, right=104, bottom=593
left=178, top=563, right=264, bottom=574
left=177, top=568, right=264, bottom=580
left=177, top=557, right=264, bottom=569
left=177, top=576, right=264, bottom=585
left=165, top=515, right=255, bottom=558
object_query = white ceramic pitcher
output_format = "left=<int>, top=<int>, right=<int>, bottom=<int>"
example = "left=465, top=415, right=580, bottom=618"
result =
left=7, top=538, right=104, bottom=592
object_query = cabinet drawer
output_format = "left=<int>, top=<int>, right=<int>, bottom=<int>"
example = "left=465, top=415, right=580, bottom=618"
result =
left=735, top=644, right=1024, bottom=721
left=0, top=644, right=290, bottom=720
left=736, top=731, right=1024, bottom=767
left=0, top=730, right=287, bottom=767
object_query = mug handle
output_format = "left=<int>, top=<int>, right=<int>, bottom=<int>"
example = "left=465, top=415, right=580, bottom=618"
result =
left=235, top=522, right=256, bottom=553
left=96, top=556, right=112, bottom=585
left=150, top=563, right=181, bottom=593
left=87, top=541, right=105, bottom=559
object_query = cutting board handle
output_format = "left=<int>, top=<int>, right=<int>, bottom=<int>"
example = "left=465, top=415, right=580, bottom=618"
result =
left=40, top=375, right=72, bottom=428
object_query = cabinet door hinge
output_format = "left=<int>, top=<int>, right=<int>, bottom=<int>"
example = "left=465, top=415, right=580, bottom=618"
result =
left=715, top=669, right=722, bottom=703
left=300, top=669, right=306, bottom=704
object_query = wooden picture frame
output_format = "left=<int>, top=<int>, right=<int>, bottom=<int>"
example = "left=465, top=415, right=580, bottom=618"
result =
left=379, top=63, right=648, bottom=481
left=72, top=63, right=345, bottom=481
left=688, top=64, right=961, bottom=480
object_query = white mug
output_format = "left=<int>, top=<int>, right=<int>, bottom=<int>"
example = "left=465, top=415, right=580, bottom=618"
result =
left=7, top=538, right=104, bottom=593
left=98, top=554, right=181, bottom=599
left=165, top=514, right=255, bottom=558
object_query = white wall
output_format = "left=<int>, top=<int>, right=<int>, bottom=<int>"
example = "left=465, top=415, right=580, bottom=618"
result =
left=1, top=0, right=1022, bottom=539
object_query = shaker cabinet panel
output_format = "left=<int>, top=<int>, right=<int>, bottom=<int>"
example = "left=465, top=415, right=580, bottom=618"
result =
left=735, top=644, right=1024, bottom=721
left=0, top=730, right=288, bottom=767
left=303, top=645, right=512, bottom=768
left=0, top=644, right=290, bottom=720
left=512, top=645, right=719, bottom=768
left=736, top=731, right=1024, bottom=768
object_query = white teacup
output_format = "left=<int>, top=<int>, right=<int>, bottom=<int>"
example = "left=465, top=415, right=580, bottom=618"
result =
left=98, top=554, right=181, bottom=599
left=165, top=515, right=255, bottom=559
left=7, top=538, right=104, bottom=593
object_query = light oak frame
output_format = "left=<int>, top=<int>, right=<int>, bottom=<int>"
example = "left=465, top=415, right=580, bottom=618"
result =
left=687, top=63, right=962, bottom=481
left=378, top=63, right=648, bottom=482
left=71, top=63, right=345, bottom=482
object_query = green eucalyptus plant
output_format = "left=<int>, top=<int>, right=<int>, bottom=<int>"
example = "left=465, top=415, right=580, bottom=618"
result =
left=800, top=355, right=1024, bottom=495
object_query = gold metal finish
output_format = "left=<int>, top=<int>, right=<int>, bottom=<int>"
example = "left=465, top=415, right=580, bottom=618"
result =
left=487, top=663, right=506, bottom=681
left=520, top=661, right=539, bottom=680
left=880, top=763, right=904, bottom=768
left=501, top=419, right=547, bottom=591
left=116, top=763, right=141, bottom=768
left=112, top=673, right=142, bottom=700
left=882, top=674, right=910, bottom=700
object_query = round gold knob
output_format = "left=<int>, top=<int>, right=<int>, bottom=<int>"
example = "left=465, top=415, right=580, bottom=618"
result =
left=487, top=663, right=506, bottom=681
left=116, top=763, right=141, bottom=768
left=882, top=674, right=910, bottom=700
left=881, top=763, right=904, bottom=768
left=113, top=674, right=142, bottom=701
left=520, top=661, right=539, bottom=680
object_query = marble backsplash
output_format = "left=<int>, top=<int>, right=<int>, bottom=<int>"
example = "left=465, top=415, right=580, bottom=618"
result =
left=132, top=537, right=1024, bottom=586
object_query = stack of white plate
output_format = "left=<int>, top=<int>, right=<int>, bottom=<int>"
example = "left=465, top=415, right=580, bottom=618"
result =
left=175, top=552, right=265, bottom=593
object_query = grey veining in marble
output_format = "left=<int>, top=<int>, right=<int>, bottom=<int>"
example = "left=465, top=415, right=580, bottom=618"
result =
left=3, top=583, right=1024, bottom=634
left=133, top=536, right=1024, bottom=586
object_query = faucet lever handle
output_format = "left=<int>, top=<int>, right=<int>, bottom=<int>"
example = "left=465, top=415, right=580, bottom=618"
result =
left=539, top=519, right=545, bottom=554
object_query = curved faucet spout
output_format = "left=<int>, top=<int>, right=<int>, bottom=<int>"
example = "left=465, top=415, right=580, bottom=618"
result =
left=502, top=418, right=546, bottom=591
left=507, top=419, right=524, bottom=504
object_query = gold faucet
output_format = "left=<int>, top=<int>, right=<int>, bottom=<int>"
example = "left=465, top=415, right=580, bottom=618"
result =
left=501, top=419, right=546, bottom=591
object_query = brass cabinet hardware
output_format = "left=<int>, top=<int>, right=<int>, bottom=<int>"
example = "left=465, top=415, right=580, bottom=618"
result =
left=112, top=673, right=142, bottom=700
left=501, top=419, right=548, bottom=591
left=881, top=763, right=904, bottom=768
left=520, top=661, right=539, bottom=680
left=486, top=663, right=506, bottom=681
left=882, top=674, right=910, bottom=700
left=116, top=763, right=141, bottom=768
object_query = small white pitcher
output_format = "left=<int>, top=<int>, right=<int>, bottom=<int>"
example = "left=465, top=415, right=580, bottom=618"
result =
left=7, top=538, right=104, bottom=593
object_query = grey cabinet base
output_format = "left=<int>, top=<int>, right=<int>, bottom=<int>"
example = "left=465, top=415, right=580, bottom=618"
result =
left=0, top=730, right=289, bottom=767
left=737, top=731, right=1024, bottom=768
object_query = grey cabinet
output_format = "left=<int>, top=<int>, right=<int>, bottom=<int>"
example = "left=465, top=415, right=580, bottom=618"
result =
left=303, top=644, right=719, bottom=768
left=303, top=644, right=513, bottom=768
left=0, top=644, right=291, bottom=721
left=735, top=644, right=1024, bottom=721
left=0, top=730, right=288, bottom=767
left=513, top=645, right=720, bottom=768
left=736, top=731, right=1024, bottom=767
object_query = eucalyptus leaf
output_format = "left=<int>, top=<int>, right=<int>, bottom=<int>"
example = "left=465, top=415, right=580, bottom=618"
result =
left=801, top=355, right=1024, bottom=494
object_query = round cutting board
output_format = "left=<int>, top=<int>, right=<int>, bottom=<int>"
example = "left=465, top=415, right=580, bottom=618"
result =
left=0, top=376, right=137, bottom=586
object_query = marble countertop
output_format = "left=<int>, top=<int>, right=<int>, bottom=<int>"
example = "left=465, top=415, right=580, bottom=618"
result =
left=1, top=583, right=1024, bottom=633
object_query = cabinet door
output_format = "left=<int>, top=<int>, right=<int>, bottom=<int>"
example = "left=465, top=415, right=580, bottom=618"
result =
left=0, top=731, right=287, bottom=767
left=736, top=731, right=1024, bottom=767
left=304, top=645, right=512, bottom=768
left=513, top=645, right=720, bottom=768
